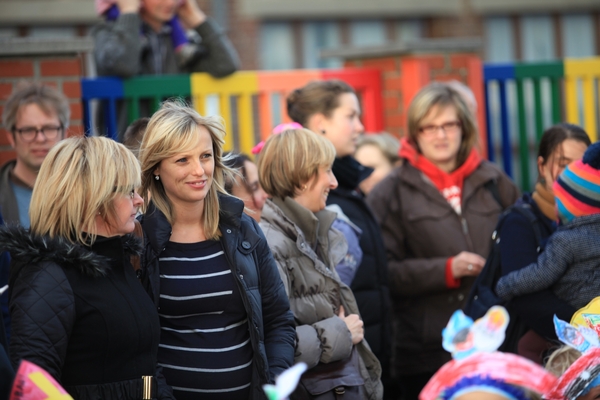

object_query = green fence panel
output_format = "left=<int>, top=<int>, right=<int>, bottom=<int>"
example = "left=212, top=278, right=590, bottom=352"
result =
left=123, top=75, right=192, bottom=123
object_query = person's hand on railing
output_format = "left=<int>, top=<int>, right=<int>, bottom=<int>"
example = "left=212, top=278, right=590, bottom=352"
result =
left=178, top=0, right=207, bottom=30
left=116, top=0, right=140, bottom=14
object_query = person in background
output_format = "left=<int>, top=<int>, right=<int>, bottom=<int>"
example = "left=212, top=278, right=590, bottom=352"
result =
left=0, top=136, right=174, bottom=399
left=495, top=125, right=591, bottom=364
left=287, top=80, right=393, bottom=395
left=368, top=82, right=519, bottom=399
left=92, top=0, right=240, bottom=137
left=0, top=82, right=69, bottom=227
left=123, top=117, right=150, bottom=159
left=223, top=152, right=269, bottom=222
left=354, top=133, right=401, bottom=196
left=137, top=101, right=295, bottom=399
left=257, top=127, right=383, bottom=399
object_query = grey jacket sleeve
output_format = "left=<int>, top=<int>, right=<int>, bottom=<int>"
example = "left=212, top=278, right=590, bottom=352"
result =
left=496, top=231, right=570, bottom=300
left=9, top=263, right=75, bottom=379
left=187, top=17, right=240, bottom=77
left=93, top=13, right=143, bottom=78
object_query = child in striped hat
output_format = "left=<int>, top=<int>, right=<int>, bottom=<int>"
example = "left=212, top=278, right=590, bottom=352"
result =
left=495, top=141, right=600, bottom=310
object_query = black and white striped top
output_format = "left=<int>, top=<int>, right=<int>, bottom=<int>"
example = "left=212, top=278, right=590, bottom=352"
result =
left=157, top=240, right=253, bottom=400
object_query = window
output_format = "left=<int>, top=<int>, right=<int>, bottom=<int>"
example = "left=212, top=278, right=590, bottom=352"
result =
left=562, top=14, right=596, bottom=58
left=302, top=21, right=342, bottom=68
left=260, top=22, right=295, bottom=70
left=349, top=20, right=387, bottom=47
left=484, top=17, right=516, bottom=62
left=520, top=15, right=556, bottom=61
left=395, top=19, right=423, bottom=43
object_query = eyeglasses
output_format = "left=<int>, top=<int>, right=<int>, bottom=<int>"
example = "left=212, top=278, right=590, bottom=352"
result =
left=418, top=121, right=462, bottom=137
left=13, top=125, right=63, bottom=142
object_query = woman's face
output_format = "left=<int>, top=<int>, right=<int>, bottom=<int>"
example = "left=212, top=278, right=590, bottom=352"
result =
left=454, top=391, right=513, bottom=400
left=99, top=189, right=144, bottom=237
left=415, top=105, right=462, bottom=171
left=354, top=143, right=395, bottom=195
left=231, top=160, right=269, bottom=222
left=538, top=138, right=588, bottom=193
left=154, top=126, right=215, bottom=209
left=319, top=93, right=364, bottom=157
left=294, top=165, right=338, bottom=213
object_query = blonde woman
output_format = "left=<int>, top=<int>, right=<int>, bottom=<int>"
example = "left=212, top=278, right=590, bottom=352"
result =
left=0, top=137, right=173, bottom=399
left=137, top=101, right=295, bottom=400
left=367, top=83, right=519, bottom=399
left=257, top=127, right=383, bottom=399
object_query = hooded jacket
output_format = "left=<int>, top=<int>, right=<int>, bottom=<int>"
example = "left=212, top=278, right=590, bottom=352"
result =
left=259, top=197, right=383, bottom=400
left=138, top=195, right=295, bottom=400
left=0, top=225, right=171, bottom=399
left=367, top=155, right=519, bottom=375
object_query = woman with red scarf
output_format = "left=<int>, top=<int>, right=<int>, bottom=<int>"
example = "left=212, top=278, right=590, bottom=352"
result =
left=367, top=82, right=519, bottom=400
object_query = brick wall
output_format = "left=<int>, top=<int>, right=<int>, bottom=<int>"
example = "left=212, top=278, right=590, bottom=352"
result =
left=344, top=53, right=485, bottom=153
left=0, top=55, right=85, bottom=165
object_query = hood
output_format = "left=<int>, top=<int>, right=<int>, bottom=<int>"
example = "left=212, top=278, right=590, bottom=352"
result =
left=0, top=224, right=142, bottom=281
left=332, top=156, right=373, bottom=190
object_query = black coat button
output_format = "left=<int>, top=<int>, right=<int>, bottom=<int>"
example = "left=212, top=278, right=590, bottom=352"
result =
left=242, top=241, right=251, bottom=249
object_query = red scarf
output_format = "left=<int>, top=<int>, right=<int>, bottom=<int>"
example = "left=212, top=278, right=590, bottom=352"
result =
left=399, top=137, right=482, bottom=214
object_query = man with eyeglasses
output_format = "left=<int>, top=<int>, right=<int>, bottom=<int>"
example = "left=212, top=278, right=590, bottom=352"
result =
left=1, top=82, right=69, bottom=227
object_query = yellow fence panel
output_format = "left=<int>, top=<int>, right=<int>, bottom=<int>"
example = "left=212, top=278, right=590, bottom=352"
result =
left=564, top=58, right=600, bottom=142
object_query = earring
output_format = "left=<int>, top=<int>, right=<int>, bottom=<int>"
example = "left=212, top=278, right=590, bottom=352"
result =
left=155, top=175, right=160, bottom=181
left=320, top=129, right=326, bottom=135
left=302, top=185, right=307, bottom=192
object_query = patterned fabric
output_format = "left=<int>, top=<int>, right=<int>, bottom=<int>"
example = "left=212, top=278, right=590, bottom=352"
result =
left=496, top=213, right=600, bottom=309
left=554, top=153, right=600, bottom=224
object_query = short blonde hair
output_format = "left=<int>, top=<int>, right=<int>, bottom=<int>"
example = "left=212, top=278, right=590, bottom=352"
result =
left=545, top=345, right=582, bottom=377
left=29, top=136, right=141, bottom=246
left=407, top=82, right=479, bottom=168
left=139, top=100, right=234, bottom=241
left=257, top=128, right=335, bottom=199
left=356, top=133, right=400, bottom=165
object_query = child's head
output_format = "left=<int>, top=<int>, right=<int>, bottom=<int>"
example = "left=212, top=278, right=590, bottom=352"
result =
left=123, top=117, right=150, bottom=158
left=546, top=345, right=583, bottom=377
left=553, top=141, right=600, bottom=224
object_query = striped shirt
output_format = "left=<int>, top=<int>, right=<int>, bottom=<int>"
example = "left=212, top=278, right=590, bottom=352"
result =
left=158, top=240, right=253, bottom=400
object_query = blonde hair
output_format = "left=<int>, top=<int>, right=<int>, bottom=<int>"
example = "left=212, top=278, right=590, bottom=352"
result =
left=139, top=100, right=234, bottom=240
left=257, top=128, right=336, bottom=199
left=407, top=82, right=479, bottom=169
left=545, top=345, right=582, bottom=377
left=29, top=136, right=141, bottom=246
left=356, top=133, right=400, bottom=165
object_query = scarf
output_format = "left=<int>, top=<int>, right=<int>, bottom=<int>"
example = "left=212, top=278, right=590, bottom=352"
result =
left=399, top=137, right=482, bottom=214
left=531, top=182, right=556, bottom=220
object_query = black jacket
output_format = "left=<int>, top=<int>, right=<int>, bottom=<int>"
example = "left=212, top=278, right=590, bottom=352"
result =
left=327, top=156, right=392, bottom=373
left=139, top=195, right=296, bottom=400
left=0, top=226, right=171, bottom=399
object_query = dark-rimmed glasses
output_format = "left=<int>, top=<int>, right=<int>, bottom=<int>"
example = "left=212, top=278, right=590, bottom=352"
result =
left=418, top=121, right=462, bottom=137
left=13, top=125, right=63, bottom=142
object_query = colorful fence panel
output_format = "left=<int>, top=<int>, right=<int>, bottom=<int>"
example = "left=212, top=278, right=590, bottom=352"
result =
left=483, top=58, right=598, bottom=192
left=82, top=69, right=383, bottom=155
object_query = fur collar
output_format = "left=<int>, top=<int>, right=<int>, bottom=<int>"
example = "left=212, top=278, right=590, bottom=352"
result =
left=0, top=224, right=142, bottom=279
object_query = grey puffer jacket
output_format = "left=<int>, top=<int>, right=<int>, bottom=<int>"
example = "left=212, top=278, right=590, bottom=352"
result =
left=259, top=197, right=383, bottom=400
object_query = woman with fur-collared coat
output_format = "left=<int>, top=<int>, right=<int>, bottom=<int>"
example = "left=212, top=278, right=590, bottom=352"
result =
left=367, top=83, right=519, bottom=399
left=258, top=127, right=382, bottom=400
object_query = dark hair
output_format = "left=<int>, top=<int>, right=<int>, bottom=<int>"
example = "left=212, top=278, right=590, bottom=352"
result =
left=223, top=152, right=252, bottom=194
left=538, top=123, right=591, bottom=163
left=287, top=80, right=355, bottom=127
left=123, top=117, right=150, bottom=157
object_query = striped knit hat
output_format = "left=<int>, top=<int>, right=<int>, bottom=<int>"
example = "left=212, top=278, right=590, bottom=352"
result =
left=553, top=142, right=600, bottom=224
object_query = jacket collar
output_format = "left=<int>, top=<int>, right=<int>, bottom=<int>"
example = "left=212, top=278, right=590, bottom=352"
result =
left=397, top=160, right=501, bottom=208
left=332, top=156, right=373, bottom=190
left=270, top=196, right=336, bottom=253
left=142, top=193, right=245, bottom=254
left=0, top=225, right=141, bottom=282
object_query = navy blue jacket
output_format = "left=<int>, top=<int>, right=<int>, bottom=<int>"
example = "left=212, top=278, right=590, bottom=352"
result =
left=139, top=195, right=295, bottom=400
left=498, top=193, right=575, bottom=339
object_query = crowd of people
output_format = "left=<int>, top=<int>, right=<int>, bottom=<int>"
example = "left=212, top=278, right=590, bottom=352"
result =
left=1, top=1, right=600, bottom=400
